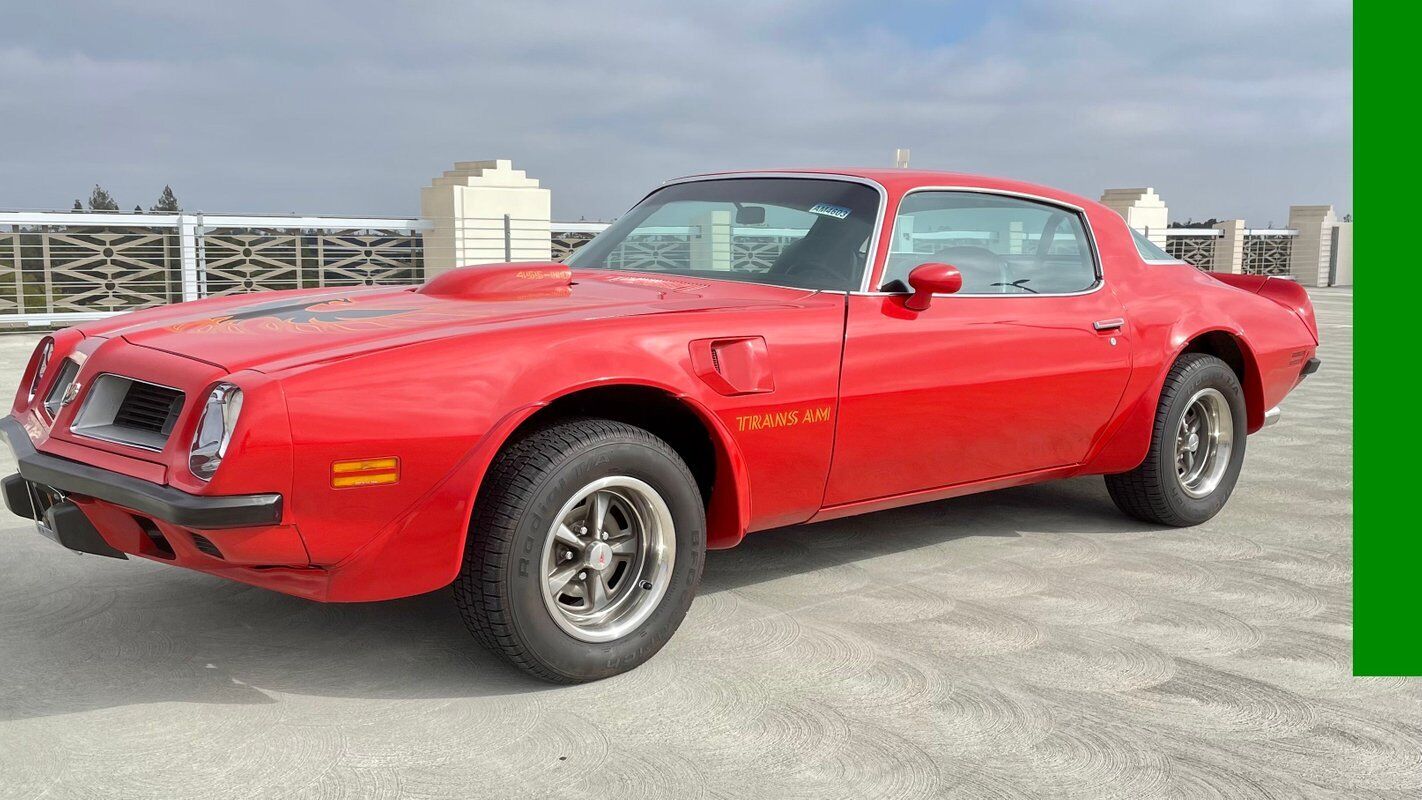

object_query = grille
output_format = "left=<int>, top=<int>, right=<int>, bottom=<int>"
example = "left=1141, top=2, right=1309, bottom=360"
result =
left=70, top=375, right=187, bottom=451
left=113, top=382, right=183, bottom=436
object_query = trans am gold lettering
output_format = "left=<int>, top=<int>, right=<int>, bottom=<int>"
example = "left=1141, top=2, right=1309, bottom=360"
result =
left=515, top=269, right=571, bottom=280
left=735, top=405, right=833, bottom=432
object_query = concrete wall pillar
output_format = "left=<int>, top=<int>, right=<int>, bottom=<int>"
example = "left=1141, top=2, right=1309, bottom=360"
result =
left=1331, top=221, right=1353, bottom=286
left=1008, top=220, right=1025, bottom=255
left=1210, top=219, right=1246, bottom=274
left=690, top=208, right=733, bottom=271
left=1099, top=188, right=1168, bottom=247
left=419, top=159, right=551, bottom=278
left=1286, top=204, right=1338, bottom=287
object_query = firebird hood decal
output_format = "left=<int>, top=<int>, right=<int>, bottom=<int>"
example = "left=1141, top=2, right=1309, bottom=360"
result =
left=89, top=272, right=818, bottom=374
left=168, top=296, right=444, bottom=334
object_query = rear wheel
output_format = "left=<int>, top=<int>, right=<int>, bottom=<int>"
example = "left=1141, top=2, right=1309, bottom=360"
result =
left=1105, top=353, right=1247, bottom=526
left=454, top=418, right=705, bottom=683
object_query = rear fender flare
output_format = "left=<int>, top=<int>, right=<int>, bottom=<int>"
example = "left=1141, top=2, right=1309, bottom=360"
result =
left=1087, top=321, right=1261, bottom=473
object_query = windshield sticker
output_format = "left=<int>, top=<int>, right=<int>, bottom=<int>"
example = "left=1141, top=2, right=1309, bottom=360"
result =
left=808, top=203, right=851, bottom=220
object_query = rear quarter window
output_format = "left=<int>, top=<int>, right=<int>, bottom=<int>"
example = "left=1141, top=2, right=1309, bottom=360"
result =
left=1130, top=228, right=1181, bottom=262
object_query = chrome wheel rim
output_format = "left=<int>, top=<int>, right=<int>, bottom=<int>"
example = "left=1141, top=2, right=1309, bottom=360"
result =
left=1175, top=388, right=1233, bottom=498
left=539, top=476, right=675, bottom=643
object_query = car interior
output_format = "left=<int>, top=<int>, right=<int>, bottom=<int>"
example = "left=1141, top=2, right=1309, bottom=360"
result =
left=880, top=197, right=1099, bottom=295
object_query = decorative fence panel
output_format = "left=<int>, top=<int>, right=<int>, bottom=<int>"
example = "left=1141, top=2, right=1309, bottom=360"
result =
left=556, top=224, right=804, bottom=274
left=599, top=228, right=803, bottom=274
left=732, top=234, right=801, bottom=272
left=0, top=220, right=184, bottom=317
left=1242, top=231, right=1295, bottom=276
left=199, top=228, right=425, bottom=295
left=1163, top=230, right=1219, bottom=270
left=551, top=230, right=599, bottom=262
left=1, top=212, right=604, bottom=325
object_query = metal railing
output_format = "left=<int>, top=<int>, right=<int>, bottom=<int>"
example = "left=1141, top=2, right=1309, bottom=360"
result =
left=1158, top=227, right=1300, bottom=276
left=1241, top=229, right=1297, bottom=277
left=1162, top=228, right=1221, bottom=270
left=0, top=211, right=612, bottom=326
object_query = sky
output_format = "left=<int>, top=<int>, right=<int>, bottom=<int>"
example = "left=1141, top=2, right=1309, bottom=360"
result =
left=0, top=0, right=1352, bottom=225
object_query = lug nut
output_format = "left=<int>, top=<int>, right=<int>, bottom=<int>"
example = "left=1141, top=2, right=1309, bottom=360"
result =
left=577, top=571, right=587, bottom=580
left=599, top=532, right=608, bottom=541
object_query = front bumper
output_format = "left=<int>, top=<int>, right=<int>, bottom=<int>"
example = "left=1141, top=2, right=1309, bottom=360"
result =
left=2, top=416, right=282, bottom=546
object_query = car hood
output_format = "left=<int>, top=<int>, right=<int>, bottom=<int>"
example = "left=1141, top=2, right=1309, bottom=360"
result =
left=75, top=266, right=818, bottom=374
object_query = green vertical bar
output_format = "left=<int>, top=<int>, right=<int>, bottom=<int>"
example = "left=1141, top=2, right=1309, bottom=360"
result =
left=1354, top=3, right=1417, bottom=675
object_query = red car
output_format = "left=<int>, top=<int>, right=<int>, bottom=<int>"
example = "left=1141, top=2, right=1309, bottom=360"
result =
left=4, top=169, right=1320, bottom=681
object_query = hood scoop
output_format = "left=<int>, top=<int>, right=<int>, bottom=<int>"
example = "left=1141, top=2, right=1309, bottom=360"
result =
left=418, top=262, right=573, bottom=301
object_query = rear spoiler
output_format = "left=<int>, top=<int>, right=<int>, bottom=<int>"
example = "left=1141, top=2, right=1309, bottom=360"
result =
left=1210, top=273, right=1319, bottom=343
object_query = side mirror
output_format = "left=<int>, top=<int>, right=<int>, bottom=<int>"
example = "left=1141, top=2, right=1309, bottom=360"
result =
left=904, top=263, right=962, bottom=311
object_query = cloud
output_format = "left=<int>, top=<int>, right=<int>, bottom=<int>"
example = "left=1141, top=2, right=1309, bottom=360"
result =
left=0, top=0, right=1351, bottom=222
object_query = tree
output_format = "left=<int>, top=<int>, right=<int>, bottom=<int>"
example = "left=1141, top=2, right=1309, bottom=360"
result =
left=150, top=185, right=180, bottom=213
left=87, top=184, right=119, bottom=211
left=72, top=199, right=83, bottom=212
left=134, top=205, right=143, bottom=213
left=1170, top=217, right=1221, bottom=229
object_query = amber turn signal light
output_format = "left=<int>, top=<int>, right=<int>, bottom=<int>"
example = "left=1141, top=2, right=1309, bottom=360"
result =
left=331, top=457, right=399, bottom=488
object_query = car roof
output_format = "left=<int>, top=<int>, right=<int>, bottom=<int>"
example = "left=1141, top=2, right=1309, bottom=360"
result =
left=672, top=168, right=1100, bottom=211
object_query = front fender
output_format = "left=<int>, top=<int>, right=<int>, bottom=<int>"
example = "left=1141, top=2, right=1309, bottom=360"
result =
left=277, top=321, right=756, bottom=601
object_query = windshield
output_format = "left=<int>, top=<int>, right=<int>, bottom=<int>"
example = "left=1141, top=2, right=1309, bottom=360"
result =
left=566, top=177, right=881, bottom=290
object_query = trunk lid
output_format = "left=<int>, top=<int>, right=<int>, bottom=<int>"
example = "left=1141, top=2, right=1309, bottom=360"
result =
left=1209, top=273, right=1319, bottom=343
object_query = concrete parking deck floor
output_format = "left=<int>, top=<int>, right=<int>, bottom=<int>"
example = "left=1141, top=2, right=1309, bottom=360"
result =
left=1, top=289, right=1408, bottom=799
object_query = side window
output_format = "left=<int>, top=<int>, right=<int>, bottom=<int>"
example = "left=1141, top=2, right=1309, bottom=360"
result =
left=882, top=192, right=1098, bottom=295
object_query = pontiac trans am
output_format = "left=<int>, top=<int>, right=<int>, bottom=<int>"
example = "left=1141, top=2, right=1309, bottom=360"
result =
left=3, top=170, right=1321, bottom=681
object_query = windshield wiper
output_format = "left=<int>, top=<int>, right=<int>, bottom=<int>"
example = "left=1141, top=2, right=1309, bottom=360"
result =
left=991, top=279, right=1039, bottom=294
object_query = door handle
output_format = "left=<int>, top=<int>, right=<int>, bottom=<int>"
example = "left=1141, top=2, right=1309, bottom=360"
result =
left=1092, top=318, right=1125, bottom=331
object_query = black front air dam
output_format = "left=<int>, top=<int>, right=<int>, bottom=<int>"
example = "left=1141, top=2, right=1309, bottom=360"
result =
left=1, top=416, right=282, bottom=530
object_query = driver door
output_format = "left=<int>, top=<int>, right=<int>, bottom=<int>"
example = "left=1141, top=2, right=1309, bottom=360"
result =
left=824, top=191, right=1132, bottom=505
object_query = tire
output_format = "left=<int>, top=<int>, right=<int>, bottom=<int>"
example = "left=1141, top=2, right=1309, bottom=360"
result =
left=454, top=418, right=706, bottom=683
left=1105, top=353, right=1248, bottom=527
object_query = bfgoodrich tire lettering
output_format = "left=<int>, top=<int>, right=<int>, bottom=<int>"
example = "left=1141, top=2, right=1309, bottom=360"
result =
left=1105, top=353, right=1248, bottom=527
left=454, top=418, right=706, bottom=683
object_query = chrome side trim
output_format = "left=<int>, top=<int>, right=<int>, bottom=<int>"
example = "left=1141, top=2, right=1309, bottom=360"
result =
left=1262, top=406, right=1281, bottom=428
left=867, top=185, right=1107, bottom=299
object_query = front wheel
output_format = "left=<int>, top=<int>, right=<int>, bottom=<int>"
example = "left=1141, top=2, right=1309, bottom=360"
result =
left=1105, top=353, right=1248, bottom=526
left=454, top=418, right=706, bottom=683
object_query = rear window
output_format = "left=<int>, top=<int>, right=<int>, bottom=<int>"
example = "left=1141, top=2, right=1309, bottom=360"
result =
left=1130, top=228, right=1178, bottom=262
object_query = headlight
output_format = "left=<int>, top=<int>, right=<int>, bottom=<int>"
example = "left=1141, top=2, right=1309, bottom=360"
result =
left=27, top=338, right=54, bottom=402
left=189, top=383, right=243, bottom=481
